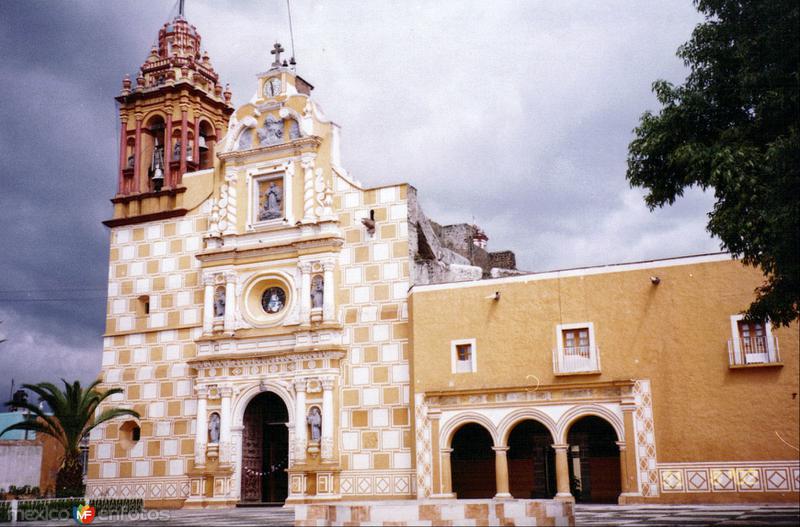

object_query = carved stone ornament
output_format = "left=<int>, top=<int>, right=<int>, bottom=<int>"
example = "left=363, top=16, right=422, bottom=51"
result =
left=258, top=115, right=283, bottom=146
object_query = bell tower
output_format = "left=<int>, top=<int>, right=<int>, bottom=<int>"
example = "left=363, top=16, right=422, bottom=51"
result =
left=105, top=7, right=234, bottom=227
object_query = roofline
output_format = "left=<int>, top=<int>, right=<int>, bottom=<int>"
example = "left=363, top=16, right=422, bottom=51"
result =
left=409, top=252, right=734, bottom=294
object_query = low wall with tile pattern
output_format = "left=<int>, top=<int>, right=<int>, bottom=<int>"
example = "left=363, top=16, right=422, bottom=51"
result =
left=294, top=499, right=574, bottom=526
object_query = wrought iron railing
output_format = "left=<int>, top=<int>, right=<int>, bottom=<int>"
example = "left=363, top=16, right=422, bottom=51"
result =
left=727, top=336, right=781, bottom=366
left=553, top=345, right=601, bottom=374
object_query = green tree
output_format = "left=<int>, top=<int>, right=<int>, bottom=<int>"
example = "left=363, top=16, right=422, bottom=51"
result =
left=627, top=0, right=799, bottom=325
left=0, top=380, right=139, bottom=497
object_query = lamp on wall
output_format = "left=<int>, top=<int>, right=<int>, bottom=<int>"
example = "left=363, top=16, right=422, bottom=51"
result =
left=650, top=276, right=661, bottom=285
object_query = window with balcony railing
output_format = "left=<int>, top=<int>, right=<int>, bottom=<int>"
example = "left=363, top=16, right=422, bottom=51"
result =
left=728, top=317, right=781, bottom=367
left=554, top=323, right=601, bottom=375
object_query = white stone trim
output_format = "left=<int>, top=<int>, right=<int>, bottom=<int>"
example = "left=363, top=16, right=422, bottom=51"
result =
left=411, top=253, right=733, bottom=293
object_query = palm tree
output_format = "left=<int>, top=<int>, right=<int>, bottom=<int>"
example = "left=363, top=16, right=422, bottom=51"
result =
left=0, top=379, right=139, bottom=497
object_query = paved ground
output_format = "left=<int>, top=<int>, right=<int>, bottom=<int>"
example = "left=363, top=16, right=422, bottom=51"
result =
left=17, top=503, right=800, bottom=526
left=575, top=504, right=800, bottom=526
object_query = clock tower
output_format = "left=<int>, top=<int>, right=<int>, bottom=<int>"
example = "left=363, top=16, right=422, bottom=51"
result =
left=105, top=9, right=234, bottom=228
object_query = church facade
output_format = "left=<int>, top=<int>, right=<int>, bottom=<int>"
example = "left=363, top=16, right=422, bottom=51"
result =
left=87, top=12, right=799, bottom=511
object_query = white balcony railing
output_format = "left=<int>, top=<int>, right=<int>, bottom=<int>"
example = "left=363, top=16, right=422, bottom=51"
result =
left=728, top=336, right=781, bottom=366
left=553, top=345, right=601, bottom=374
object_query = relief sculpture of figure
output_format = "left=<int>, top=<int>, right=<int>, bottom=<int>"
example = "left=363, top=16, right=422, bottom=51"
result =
left=258, top=182, right=282, bottom=221
left=208, top=413, right=221, bottom=444
left=258, top=115, right=283, bottom=146
left=311, top=276, right=324, bottom=309
left=213, top=288, right=225, bottom=317
left=307, top=407, right=322, bottom=442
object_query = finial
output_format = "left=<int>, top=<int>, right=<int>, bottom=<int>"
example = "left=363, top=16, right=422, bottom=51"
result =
left=270, top=42, right=285, bottom=68
left=179, top=0, right=185, bottom=17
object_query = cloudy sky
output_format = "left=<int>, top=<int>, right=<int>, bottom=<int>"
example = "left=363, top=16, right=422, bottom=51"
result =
left=0, top=0, right=719, bottom=401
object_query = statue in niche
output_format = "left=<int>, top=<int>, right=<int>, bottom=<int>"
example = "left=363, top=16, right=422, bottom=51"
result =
left=288, top=119, right=301, bottom=140
left=213, top=288, right=225, bottom=317
left=311, top=275, right=324, bottom=309
left=307, top=407, right=321, bottom=442
left=208, top=413, right=220, bottom=444
left=258, top=115, right=284, bottom=146
left=258, top=181, right=283, bottom=221
left=173, top=139, right=182, bottom=159
left=126, top=154, right=135, bottom=168
left=237, top=129, right=252, bottom=150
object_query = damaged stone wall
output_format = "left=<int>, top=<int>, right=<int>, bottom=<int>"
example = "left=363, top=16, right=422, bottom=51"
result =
left=407, top=186, right=518, bottom=285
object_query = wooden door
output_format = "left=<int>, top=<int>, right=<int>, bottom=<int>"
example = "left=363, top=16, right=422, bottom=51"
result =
left=241, top=404, right=263, bottom=502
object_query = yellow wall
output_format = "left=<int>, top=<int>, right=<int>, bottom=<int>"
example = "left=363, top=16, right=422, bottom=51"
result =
left=410, top=257, right=799, bottom=464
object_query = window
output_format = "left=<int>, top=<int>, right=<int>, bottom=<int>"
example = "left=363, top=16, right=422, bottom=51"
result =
left=554, top=323, right=600, bottom=374
left=451, top=338, right=477, bottom=373
left=728, top=315, right=780, bottom=366
left=119, top=420, right=141, bottom=449
left=136, top=295, right=150, bottom=316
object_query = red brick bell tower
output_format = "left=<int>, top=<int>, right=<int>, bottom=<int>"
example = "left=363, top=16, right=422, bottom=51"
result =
left=105, top=7, right=234, bottom=227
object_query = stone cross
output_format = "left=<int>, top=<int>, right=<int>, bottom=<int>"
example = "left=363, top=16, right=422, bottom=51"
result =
left=271, top=43, right=285, bottom=68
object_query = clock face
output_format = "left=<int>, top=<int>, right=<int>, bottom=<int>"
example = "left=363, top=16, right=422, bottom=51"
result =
left=263, top=77, right=281, bottom=98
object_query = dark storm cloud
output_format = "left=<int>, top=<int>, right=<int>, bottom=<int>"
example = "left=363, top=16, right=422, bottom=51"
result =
left=0, top=0, right=719, bottom=400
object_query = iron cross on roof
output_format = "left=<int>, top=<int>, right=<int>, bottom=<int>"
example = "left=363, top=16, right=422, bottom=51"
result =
left=271, top=43, right=286, bottom=68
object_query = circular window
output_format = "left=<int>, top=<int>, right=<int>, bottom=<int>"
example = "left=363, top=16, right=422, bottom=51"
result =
left=241, top=272, right=294, bottom=327
left=261, top=287, right=286, bottom=314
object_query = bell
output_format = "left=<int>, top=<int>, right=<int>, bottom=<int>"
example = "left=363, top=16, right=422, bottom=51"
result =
left=152, top=166, right=164, bottom=191
left=198, top=135, right=208, bottom=150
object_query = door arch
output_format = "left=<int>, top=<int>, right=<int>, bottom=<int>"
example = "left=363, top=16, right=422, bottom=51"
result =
left=565, top=415, right=621, bottom=503
left=450, top=423, right=496, bottom=498
left=507, top=420, right=556, bottom=498
left=240, top=391, right=289, bottom=504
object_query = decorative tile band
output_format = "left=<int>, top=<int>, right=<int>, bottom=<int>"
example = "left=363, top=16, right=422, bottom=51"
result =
left=658, top=461, right=799, bottom=493
left=87, top=477, right=191, bottom=500
left=339, top=471, right=416, bottom=496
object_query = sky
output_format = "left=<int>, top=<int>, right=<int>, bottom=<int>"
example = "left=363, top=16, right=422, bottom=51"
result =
left=0, top=0, right=720, bottom=403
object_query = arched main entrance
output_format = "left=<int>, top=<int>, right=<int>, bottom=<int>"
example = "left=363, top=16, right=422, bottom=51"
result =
left=241, top=391, right=289, bottom=504
left=566, top=416, right=621, bottom=503
left=507, top=420, right=556, bottom=498
left=451, top=423, right=495, bottom=498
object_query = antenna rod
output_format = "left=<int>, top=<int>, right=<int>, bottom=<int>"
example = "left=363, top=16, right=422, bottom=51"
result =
left=286, top=0, right=297, bottom=66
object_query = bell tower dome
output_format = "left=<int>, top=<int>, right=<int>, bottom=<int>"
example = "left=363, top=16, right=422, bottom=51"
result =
left=105, top=6, right=234, bottom=227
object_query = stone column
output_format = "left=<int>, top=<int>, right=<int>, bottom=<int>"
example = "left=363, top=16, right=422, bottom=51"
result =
left=321, top=377, right=334, bottom=461
left=220, top=386, right=233, bottom=464
left=440, top=448, right=454, bottom=496
left=192, top=116, right=200, bottom=163
left=620, top=400, right=640, bottom=499
left=552, top=444, right=574, bottom=501
left=428, top=409, right=442, bottom=496
left=322, top=259, right=336, bottom=323
left=300, top=155, right=315, bottom=223
left=299, top=262, right=312, bottom=324
left=195, top=386, right=208, bottom=468
left=179, top=107, right=188, bottom=181
left=164, top=108, right=173, bottom=188
left=616, top=441, right=629, bottom=498
left=294, top=379, right=307, bottom=463
left=118, top=116, right=128, bottom=194
left=493, top=446, right=512, bottom=498
left=202, top=273, right=215, bottom=335
left=133, top=115, right=143, bottom=193
left=223, top=271, right=236, bottom=335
